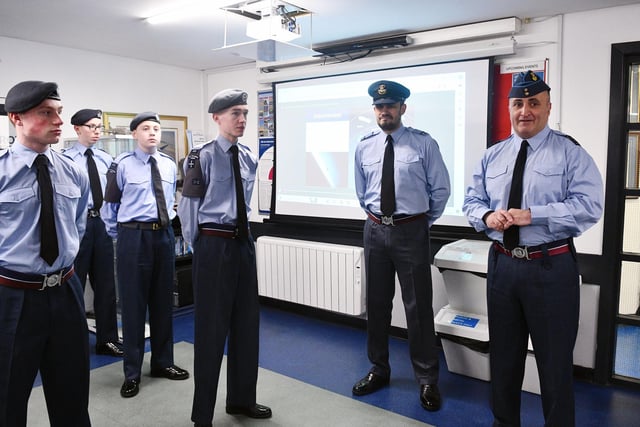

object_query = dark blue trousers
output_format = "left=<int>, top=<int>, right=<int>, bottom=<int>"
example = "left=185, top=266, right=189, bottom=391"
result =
left=74, top=216, right=119, bottom=344
left=0, top=274, right=90, bottom=427
left=488, top=246, right=579, bottom=427
left=116, top=226, right=175, bottom=381
left=363, top=218, right=439, bottom=384
left=191, top=234, right=259, bottom=425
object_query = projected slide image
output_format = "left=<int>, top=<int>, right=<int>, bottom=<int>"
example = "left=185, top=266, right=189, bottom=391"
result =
left=274, top=58, right=491, bottom=226
left=305, top=121, right=350, bottom=188
left=305, top=151, right=349, bottom=188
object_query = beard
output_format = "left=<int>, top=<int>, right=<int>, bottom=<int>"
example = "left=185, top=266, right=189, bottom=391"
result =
left=378, top=119, right=399, bottom=132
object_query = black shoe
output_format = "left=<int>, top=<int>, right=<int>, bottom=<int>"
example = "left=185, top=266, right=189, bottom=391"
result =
left=120, top=378, right=140, bottom=398
left=352, top=372, right=390, bottom=396
left=420, top=384, right=441, bottom=411
left=150, top=365, right=189, bottom=380
left=96, top=342, right=124, bottom=357
left=226, top=403, right=272, bottom=419
left=194, top=424, right=212, bottom=427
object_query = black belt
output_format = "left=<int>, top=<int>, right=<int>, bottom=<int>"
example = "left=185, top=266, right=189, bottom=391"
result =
left=119, top=221, right=166, bottom=231
left=0, top=265, right=75, bottom=290
left=494, top=239, right=571, bottom=260
left=199, top=223, right=244, bottom=239
left=367, top=212, right=426, bottom=226
left=88, top=209, right=101, bottom=218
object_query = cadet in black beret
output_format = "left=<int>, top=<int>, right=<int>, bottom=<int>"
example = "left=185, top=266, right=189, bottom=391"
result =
left=1, top=80, right=92, bottom=426
left=130, top=111, right=161, bottom=131
left=65, top=107, right=123, bottom=359
left=4, top=80, right=60, bottom=113
left=368, top=80, right=411, bottom=105
left=208, top=88, right=248, bottom=114
left=508, top=70, right=551, bottom=98
left=180, top=88, right=272, bottom=424
left=70, top=109, right=102, bottom=126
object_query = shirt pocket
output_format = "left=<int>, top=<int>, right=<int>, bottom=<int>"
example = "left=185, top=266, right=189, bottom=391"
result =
left=396, top=152, right=422, bottom=179
left=485, top=163, right=510, bottom=199
left=362, top=156, right=382, bottom=181
left=0, top=187, right=37, bottom=231
left=531, top=163, right=565, bottom=197
left=54, top=183, right=82, bottom=214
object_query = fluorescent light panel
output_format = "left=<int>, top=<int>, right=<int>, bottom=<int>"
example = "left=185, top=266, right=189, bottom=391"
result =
left=144, top=0, right=230, bottom=25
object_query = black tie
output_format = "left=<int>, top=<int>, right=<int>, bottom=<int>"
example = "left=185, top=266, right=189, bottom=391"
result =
left=149, top=156, right=170, bottom=228
left=35, top=154, right=59, bottom=265
left=380, top=135, right=395, bottom=216
left=503, top=140, right=529, bottom=250
left=230, top=145, right=248, bottom=239
left=85, top=149, right=103, bottom=210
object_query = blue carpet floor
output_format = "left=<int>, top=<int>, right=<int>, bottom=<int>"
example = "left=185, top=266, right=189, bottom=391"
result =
left=78, top=303, right=640, bottom=427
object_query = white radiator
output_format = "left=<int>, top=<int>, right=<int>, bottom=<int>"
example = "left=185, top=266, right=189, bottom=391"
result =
left=256, top=236, right=366, bottom=316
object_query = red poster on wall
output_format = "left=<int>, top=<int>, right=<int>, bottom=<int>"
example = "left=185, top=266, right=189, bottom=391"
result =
left=491, top=60, right=548, bottom=144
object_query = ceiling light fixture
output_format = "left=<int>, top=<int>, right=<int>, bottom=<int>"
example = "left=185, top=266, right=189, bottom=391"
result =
left=143, top=0, right=227, bottom=25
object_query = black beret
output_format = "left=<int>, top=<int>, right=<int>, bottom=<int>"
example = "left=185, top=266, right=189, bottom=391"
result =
left=368, top=80, right=410, bottom=105
left=4, top=80, right=61, bottom=113
left=71, top=109, right=102, bottom=125
left=130, top=111, right=161, bottom=131
left=508, top=70, right=551, bottom=98
left=208, top=89, right=248, bottom=114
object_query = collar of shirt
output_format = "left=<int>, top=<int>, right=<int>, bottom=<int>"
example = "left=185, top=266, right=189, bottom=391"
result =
left=215, top=134, right=235, bottom=154
left=13, top=140, right=54, bottom=168
left=513, top=125, right=551, bottom=152
left=134, top=147, right=158, bottom=164
left=387, top=125, right=407, bottom=143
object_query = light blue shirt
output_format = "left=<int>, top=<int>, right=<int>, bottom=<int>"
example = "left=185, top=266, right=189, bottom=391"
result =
left=177, top=136, right=257, bottom=246
left=354, top=125, right=451, bottom=227
left=0, top=141, right=89, bottom=273
left=62, top=144, right=112, bottom=209
left=101, top=148, right=177, bottom=238
left=463, top=125, right=604, bottom=245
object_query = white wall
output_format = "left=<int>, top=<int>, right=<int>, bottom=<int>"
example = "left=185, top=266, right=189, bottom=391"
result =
left=561, top=3, right=640, bottom=254
left=0, top=36, right=205, bottom=148
left=3, top=3, right=639, bottom=253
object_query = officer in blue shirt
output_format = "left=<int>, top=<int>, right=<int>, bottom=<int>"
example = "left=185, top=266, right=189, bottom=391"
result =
left=353, top=80, right=451, bottom=412
left=178, top=89, right=271, bottom=427
left=64, top=108, right=123, bottom=358
left=463, top=71, right=604, bottom=427
left=0, top=81, right=91, bottom=426
left=102, top=111, right=189, bottom=398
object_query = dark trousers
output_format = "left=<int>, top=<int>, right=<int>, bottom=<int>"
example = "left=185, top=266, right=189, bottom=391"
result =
left=0, top=275, right=90, bottom=427
left=191, top=234, right=259, bottom=425
left=363, top=218, right=439, bottom=384
left=116, top=226, right=175, bottom=381
left=487, top=247, right=579, bottom=427
left=75, top=216, right=119, bottom=344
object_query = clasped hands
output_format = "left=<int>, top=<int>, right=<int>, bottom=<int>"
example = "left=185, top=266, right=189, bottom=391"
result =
left=485, top=208, right=531, bottom=232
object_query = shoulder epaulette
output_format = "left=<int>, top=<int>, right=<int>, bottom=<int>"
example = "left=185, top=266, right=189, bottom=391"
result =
left=182, top=147, right=205, bottom=198
left=552, top=130, right=580, bottom=146
left=406, top=127, right=428, bottom=136
left=490, top=135, right=513, bottom=147
left=157, top=150, right=174, bottom=160
left=360, top=130, right=380, bottom=141
left=114, top=151, right=134, bottom=163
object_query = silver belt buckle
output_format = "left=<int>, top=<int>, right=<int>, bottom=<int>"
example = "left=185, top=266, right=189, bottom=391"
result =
left=381, top=215, right=394, bottom=226
left=40, top=271, right=62, bottom=290
left=511, top=247, right=529, bottom=260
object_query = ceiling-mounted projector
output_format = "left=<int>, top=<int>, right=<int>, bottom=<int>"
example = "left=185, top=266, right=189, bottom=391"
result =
left=314, top=35, right=412, bottom=56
